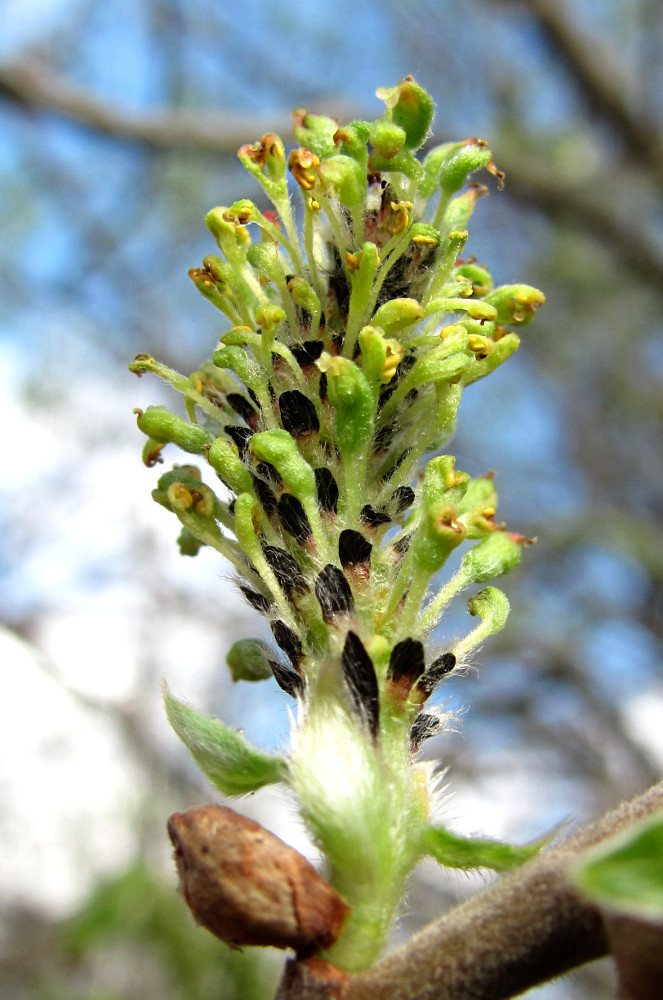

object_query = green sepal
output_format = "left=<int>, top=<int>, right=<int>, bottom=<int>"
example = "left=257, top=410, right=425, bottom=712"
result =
left=571, top=811, right=663, bottom=922
left=368, top=146, right=423, bottom=182
left=163, top=683, right=289, bottom=795
left=334, top=121, right=371, bottom=168
left=226, top=638, right=275, bottom=683
left=454, top=263, right=494, bottom=296
left=376, top=77, right=434, bottom=150
left=135, top=407, right=212, bottom=455
left=421, top=824, right=542, bottom=871
left=437, top=139, right=494, bottom=195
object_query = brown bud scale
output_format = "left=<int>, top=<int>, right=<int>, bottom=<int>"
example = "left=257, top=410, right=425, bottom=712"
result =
left=168, top=805, right=350, bottom=956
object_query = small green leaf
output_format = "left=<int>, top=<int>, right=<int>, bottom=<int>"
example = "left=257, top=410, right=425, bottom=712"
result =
left=572, top=811, right=663, bottom=921
left=421, top=825, right=542, bottom=871
left=163, top=683, right=289, bottom=795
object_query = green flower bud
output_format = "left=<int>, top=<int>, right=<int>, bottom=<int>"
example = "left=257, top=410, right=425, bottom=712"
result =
left=250, top=429, right=316, bottom=499
left=226, top=638, right=275, bottom=683
left=288, top=277, right=321, bottom=319
left=135, top=407, right=212, bottom=454
left=454, top=263, right=494, bottom=296
left=462, top=332, right=520, bottom=385
left=413, top=503, right=467, bottom=573
left=376, top=76, right=434, bottom=150
left=482, top=284, right=545, bottom=326
left=436, top=139, right=496, bottom=194
left=255, top=304, right=286, bottom=331
left=460, top=531, right=522, bottom=584
left=316, top=354, right=374, bottom=456
left=318, top=154, right=367, bottom=209
left=423, top=456, right=470, bottom=507
left=333, top=121, right=371, bottom=168
left=467, top=586, right=510, bottom=634
left=369, top=118, right=407, bottom=159
left=245, top=241, right=282, bottom=281
left=371, top=297, right=424, bottom=336
left=205, top=207, right=250, bottom=258
left=207, top=437, right=254, bottom=494
left=358, top=326, right=403, bottom=386
left=453, top=586, right=511, bottom=660
left=408, top=347, right=469, bottom=387
left=292, top=110, right=339, bottom=159
left=212, top=344, right=263, bottom=394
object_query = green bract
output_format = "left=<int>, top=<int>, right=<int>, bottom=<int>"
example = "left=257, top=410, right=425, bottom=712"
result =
left=132, top=77, right=545, bottom=973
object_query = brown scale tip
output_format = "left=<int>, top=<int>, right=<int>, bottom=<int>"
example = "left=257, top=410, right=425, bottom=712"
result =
left=168, top=805, right=351, bottom=957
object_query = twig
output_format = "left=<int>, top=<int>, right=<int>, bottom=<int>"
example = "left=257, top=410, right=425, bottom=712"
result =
left=273, top=782, right=663, bottom=1000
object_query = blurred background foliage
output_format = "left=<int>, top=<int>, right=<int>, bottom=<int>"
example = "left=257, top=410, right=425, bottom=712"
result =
left=1, top=1, right=662, bottom=998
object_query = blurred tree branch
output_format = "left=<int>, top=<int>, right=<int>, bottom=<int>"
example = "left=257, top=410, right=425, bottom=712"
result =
left=2, top=56, right=662, bottom=291
left=493, top=0, right=663, bottom=188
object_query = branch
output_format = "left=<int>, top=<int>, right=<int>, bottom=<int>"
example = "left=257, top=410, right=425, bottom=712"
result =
left=495, top=149, right=663, bottom=289
left=274, top=782, right=663, bottom=1000
left=0, top=57, right=355, bottom=153
left=493, top=0, right=663, bottom=187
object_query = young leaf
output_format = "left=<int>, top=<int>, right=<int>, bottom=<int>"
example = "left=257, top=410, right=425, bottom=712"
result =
left=571, top=810, right=663, bottom=922
left=421, top=825, right=542, bottom=871
left=163, top=683, right=289, bottom=795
